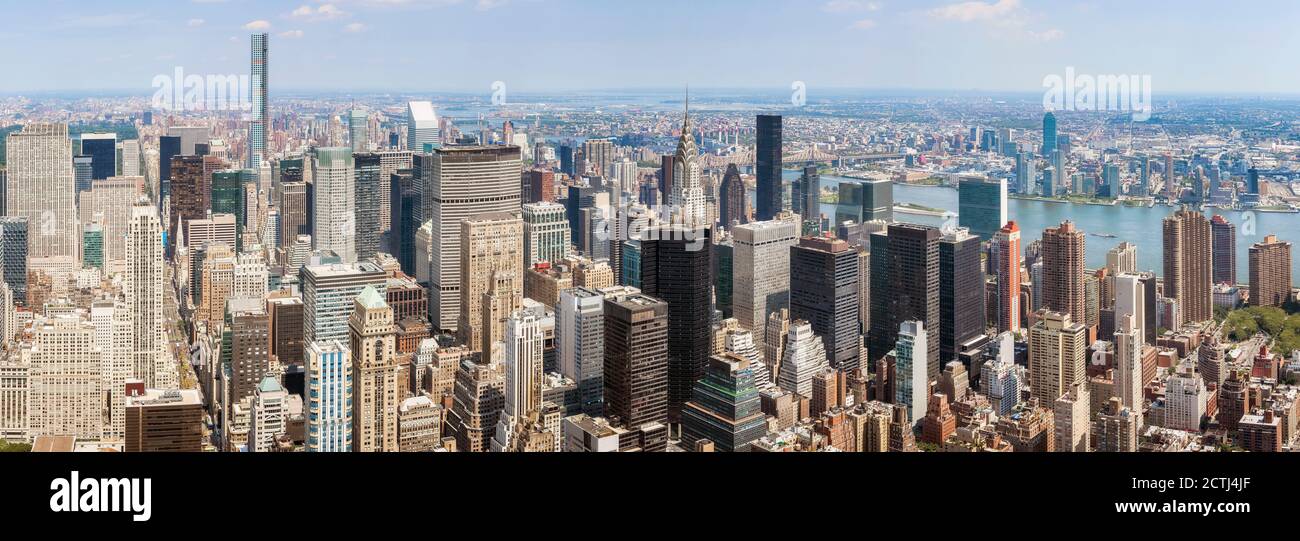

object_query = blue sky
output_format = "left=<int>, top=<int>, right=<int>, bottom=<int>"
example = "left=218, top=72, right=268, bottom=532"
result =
left=2, top=0, right=1298, bottom=94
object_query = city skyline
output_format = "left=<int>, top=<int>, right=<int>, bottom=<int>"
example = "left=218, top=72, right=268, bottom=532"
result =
left=2, top=1, right=1300, bottom=95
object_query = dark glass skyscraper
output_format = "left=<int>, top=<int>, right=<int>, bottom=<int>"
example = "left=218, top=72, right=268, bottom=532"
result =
left=353, top=152, right=382, bottom=261
left=640, top=225, right=712, bottom=422
left=679, top=353, right=767, bottom=452
left=1042, top=112, right=1057, bottom=157
left=755, top=115, right=783, bottom=221
left=957, top=177, right=1006, bottom=242
left=210, top=170, right=245, bottom=250
left=0, top=217, right=28, bottom=305
left=603, top=293, right=669, bottom=430
left=390, top=170, right=418, bottom=275
left=869, top=223, right=940, bottom=380
left=939, top=229, right=986, bottom=364
left=719, top=163, right=746, bottom=227
left=862, top=178, right=893, bottom=223
left=80, top=135, right=116, bottom=180
left=790, top=236, right=860, bottom=371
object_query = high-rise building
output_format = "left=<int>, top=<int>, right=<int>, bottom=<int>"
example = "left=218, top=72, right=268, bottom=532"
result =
left=5, top=124, right=79, bottom=270
left=222, top=298, right=269, bottom=405
left=124, top=388, right=204, bottom=452
left=603, top=293, right=669, bottom=429
left=957, top=177, right=1007, bottom=241
left=447, top=359, right=505, bottom=453
left=558, top=288, right=604, bottom=416
left=893, top=321, right=929, bottom=427
left=1114, top=272, right=1148, bottom=345
left=522, top=169, right=554, bottom=204
left=732, top=216, right=798, bottom=349
left=1029, top=311, right=1087, bottom=404
left=27, top=314, right=103, bottom=440
left=349, top=108, right=368, bottom=151
left=1163, top=209, right=1213, bottom=324
left=1249, top=234, right=1292, bottom=308
left=869, top=223, right=940, bottom=380
left=1054, top=380, right=1090, bottom=452
left=168, top=155, right=224, bottom=252
left=993, top=221, right=1021, bottom=333
left=248, top=33, right=268, bottom=168
left=79, top=177, right=139, bottom=269
left=249, top=377, right=286, bottom=452
left=0, top=217, right=27, bottom=305
left=349, top=286, right=399, bottom=452
left=313, top=147, right=356, bottom=262
left=429, top=146, right=522, bottom=331
left=1211, top=215, right=1236, bottom=285
left=776, top=320, right=828, bottom=398
left=862, top=178, right=893, bottom=223
left=279, top=181, right=310, bottom=251
left=640, top=225, right=712, bottom=420
left=793, top=165, right=820, bottom=226
left=680, top=353, right=767, bottom=452
left=406, top=101, right=440, bottom=151
left=1164, top=368, right=1206, bottom=432
left=939, top=228, right=986, bottom=364
left=457, top=212, right=523, bottom=354
left=80, top=132, right=117, bottom=180
left=302, top=261, right=387, bottom=345
left=1041, top=220, right=1087, bottom=325
left=502, top=311, right=544, bottom=422
left=1041, top=112, right=1057, bottom=156
left=789, top=235, right=860, bottom=370
left=981, top=333, right=1019, bottom=415
left=125, top=203, right=171, bottom=388
left=669, top=104, right=706, bottom=224
left=719, top=164, right=747, bottom=227
left=755, top=114, right=782, bottom=221
left=522, top=202, right=569, bottom=267
left=352, top=152, right=383, bottom=261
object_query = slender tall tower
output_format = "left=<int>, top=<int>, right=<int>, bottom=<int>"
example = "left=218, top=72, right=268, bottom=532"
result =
left=993, top=221, right=1022, bottom=333
left=640, top=225, right=712, bottom=421
left=406, top=101, right=440, bottom=151
left=312, top=147, right=356, bottom=262
left=349, top=286, right=399, bottom=452
left=1163, top=209, right=1213, bottom=324
left=669, top=97, right=706, bottom=225
left=755, top=115, right=783, bottom=221
left=125, top=202, right=172, bottom=388
left=249, top=33, right=268, bottom=169
left=1041, top=112, right=1057, bottom=157
left=1210, top=215, right=1236, bottom=285
left=869, top=223, right=941, bottom=380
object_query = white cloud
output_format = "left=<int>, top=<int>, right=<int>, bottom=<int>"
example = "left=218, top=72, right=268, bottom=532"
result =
left=278, top=29, right=305, bottom=38
left=927, top=0, right=1020, bottom=22
left=290, top=4, right=350, bottom=20
left=849, top=19, right=877, bottom=30
left=187, top=18, right=205, bottom=27
left=476, top=0, right=508, bottom=10
left=343, top=22, right=368, bottom=33
left=823, top=1, right=882, bottom=13
left=244, top=20, right=272, bottom=31
left=1027, top=28, right=1064, bottom=41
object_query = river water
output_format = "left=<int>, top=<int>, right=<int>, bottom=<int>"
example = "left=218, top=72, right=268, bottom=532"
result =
left=778, top=170, right=1300, bottom=282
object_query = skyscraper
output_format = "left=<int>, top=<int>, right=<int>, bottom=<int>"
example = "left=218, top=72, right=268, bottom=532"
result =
left=558, top=288, right=604, bottom=416
left=640, top=225, right=712, bottom=421
left=352, top=152, right=382, bottom=261
left=1041, top=220, right=1086, bottom=326
left=279, top=181, right=310, bottom=251
left=789, top=235, right=860, bottom=371
left=306, top=340, right=352, bottom=452
left=893, top=320, right=929, bottom=428
left=302, top=261, right=387, bottom=345
left=1114, top=314, right=1145, bottom=430
left=457, top=212, right=523, bottom=354
left=0, top=217, right=27, bottom=306
left=755, top=114, right=782, bottom=221
left=429, top=146, right=522, bottom=331
left=794, top=165, right=820, bottom=226
left=993, top=221, right=1021, bottom=333
left=125, top=203, right=171, bottom=388
left=719, top=163, right=747, bottom=227
left=939, top=228, right=986, bottom=364
left=732, top=216, right=798, bottom=350
left=406, top=101, right=440, bottom=151
left=1211, top=215, right=1236, bottom=285
left=679, top=353, right=767, bottom=452
left=603, top=292, right=669, bottom=430
left=522, top=202, right=570, bottom=267
left=1041, top=111, right=1057, bottom=156
left=223, top=298, right=269, bottom=404
left=249, top=33, right=268, bottom=168
left=869, top=223, right=940, bottom=380
left=5, top=124, right=78, bottom=270
left=957, top=177, right=1007, bottom=241
left=1163, top=209, right=1213, bottom=324
left=669, top=102, right=706, bottom=224
left=862, top=178, right=894, bottom=223
left=1249, top=234, right=1292, bottom=308
left=776, top=320, right=828, bottom=398
left=349, top=108, right=368, bottom=151
left=1029, top=311, right=1087, bottom=404
left=502, top=311, right=544, bottom=422
left=313, top=147, right=356, bottom=262
left=80, top=133, right=117, bottom=180
left=349, top=286, right=399, bottom=452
